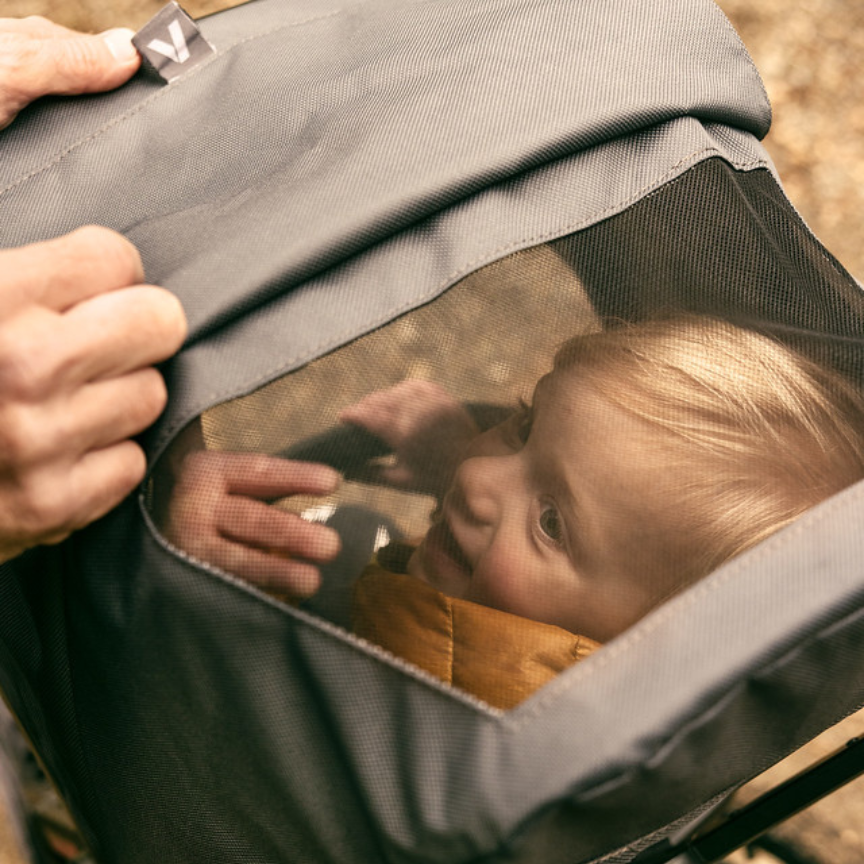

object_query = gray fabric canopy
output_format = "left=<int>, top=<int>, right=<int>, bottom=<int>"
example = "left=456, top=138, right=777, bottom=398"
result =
left=1, top=1, right=863, bottom=862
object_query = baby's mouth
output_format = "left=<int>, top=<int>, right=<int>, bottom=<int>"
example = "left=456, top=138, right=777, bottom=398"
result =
left=421, top=514, right=472, bottom=586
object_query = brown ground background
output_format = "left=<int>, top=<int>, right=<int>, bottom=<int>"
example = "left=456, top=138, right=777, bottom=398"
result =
left=1, top=0, right=863, bottom=861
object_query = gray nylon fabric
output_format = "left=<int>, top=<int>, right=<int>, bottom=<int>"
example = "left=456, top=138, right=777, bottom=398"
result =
left=0, top=0, right=769, bottom=446
left=152, top=117, right=770, bottom=462
left=1, top=1, right=863, bottom=863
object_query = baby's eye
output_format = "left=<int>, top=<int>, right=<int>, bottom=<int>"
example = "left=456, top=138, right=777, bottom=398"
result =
left=538, top=505, right=564, bottom=544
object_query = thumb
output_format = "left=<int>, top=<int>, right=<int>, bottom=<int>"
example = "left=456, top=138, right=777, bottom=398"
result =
left=36, top=28, right=141, bottom=97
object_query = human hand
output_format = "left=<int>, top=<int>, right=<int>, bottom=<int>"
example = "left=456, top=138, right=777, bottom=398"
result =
left=0, top=16, right=140, bottom=130
left=338, top=380, right=479, bottom=496
left=0, top=226, right=187, bottom=564
left=162, top=451, right=342, bottom=598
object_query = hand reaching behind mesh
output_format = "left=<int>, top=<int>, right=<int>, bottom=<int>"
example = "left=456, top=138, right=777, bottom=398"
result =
left=163, top=451, right=342, bottom=599
left=339, top=380, right=479, bottom=497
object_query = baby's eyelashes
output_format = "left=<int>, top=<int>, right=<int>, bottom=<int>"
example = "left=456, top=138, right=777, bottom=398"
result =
left=538, top=505, right=564, bottom=544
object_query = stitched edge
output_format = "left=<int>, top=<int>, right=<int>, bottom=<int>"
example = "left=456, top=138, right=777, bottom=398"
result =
left=446, top=597, right=455, bottom=689
left=150, top=145, right=767, bottom=459
left=0, top=8, right=344, bottom=201
left=137, top=499, right=504, bottom=715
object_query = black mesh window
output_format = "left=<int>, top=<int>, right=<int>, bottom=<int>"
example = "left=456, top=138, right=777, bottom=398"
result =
left=148, top=159, right=864, bottom=711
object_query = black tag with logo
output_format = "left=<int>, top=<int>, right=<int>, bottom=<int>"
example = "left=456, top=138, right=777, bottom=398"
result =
left=132, top=1, right=216, bottom=83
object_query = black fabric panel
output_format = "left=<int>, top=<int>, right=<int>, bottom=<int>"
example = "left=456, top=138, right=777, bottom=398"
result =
left=560, top=159, right=864, bottom=381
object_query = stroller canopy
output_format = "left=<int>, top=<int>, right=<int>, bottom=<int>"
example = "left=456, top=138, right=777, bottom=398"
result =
left=1, top=0, right=863, bottom=862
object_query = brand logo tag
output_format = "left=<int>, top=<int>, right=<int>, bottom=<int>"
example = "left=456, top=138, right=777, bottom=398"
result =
left=132, top=1, right=215, bottom=83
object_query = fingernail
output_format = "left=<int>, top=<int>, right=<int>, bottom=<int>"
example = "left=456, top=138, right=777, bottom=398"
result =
left=102, top=28, right=139, bottom=63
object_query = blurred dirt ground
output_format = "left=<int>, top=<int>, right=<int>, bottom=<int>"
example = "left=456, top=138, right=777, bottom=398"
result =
left=1, top=0, right=863, bottom=862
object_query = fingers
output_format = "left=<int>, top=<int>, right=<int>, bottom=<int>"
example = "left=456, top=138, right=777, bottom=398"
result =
left=163, top=451, right=343, bottom=596
left=0, top=367, right=163, bottom=539
left=61, top=284, right=187, bottom=381
left=0, top=235, right=185, bottom=392
left=339, top=379, right=461, bottom=443
left=0, top=439, right=147, bottom=563
left=217, top=453, right=342, bottom=499
left=339, top=380, right=478, bottom=494
left=179, top=503, right=338, bottom=598
left=63, top=440, right=148, bottom=529
left=338, top=392, right=398, bottom=440
left=46, top=28, right=140, bottom=93
left=197, top=541, right=326, bottom=598
left=0, top=226, right=146, bottom=314
left=0, top=226, right=186, bottom=560
left=179, top=451, right=340, bottom=500
left=216, top=498, right=341, bottom=562
left=53, top=367, right=169, bottom=455
left=0, top=289, right=184, bottom=419
left=0, top=17, right=140, bottom=130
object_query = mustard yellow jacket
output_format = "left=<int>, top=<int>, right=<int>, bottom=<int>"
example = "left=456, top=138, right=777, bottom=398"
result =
left=352, top=546, right=600, bottom=710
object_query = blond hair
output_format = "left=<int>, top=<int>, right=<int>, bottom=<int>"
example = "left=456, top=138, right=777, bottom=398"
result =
left=554, top=317, right=864, bottom=582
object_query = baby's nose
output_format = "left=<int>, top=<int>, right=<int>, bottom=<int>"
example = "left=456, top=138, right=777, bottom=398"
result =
left=453, top=454, right=511, bottom=526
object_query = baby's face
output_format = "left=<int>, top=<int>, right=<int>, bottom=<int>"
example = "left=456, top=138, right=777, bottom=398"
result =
left=408, top=368, right=689, bottom=643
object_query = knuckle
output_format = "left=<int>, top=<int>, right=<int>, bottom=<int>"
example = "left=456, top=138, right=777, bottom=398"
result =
left=243, top=455, right=277, bottom=484
left=0, top=30, right=38, bottom=74
left=171, top=451, right=219, bottom=500
left=164, top=493, right=208, bottom=544
left=0, top=41, right=37, bottom=110
left=15, top=474, right=70, bottom=537
left=0, top=405, right=39, bottom=465
left=50, top=36, right=107, bottom=86
left=0, top=326, right=49, bottom=400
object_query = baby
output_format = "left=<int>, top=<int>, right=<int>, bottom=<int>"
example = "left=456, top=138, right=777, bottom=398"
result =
left=163, top=316, right=864, bottom=704
left=341, top=316, right=864, bottom=644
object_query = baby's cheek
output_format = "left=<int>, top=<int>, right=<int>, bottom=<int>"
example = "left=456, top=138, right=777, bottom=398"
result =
left=466, top=546, right=535, bottom=619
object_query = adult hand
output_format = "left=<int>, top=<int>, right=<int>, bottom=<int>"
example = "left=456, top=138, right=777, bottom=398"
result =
left=339, top=380, right=479, bottom=496
left=0, top=226, right=187, bottom=564
left=163, top=451, right=342, bottom=598
left=0, top=15, right=140, bottom=130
